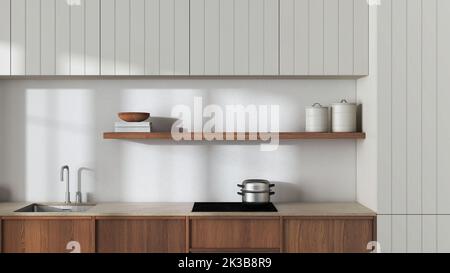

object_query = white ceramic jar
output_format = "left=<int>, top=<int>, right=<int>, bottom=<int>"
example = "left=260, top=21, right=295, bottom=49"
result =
left=305, top=103, right=329, bottom=132
left=331, top=99, right=357, bottom=132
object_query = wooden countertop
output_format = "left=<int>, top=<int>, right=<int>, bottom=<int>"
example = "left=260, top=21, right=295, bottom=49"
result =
left=0, top=202, right=376, bottom=217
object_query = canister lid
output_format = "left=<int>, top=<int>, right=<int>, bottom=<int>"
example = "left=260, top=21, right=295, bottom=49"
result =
left=306, top=103, right=328, bottom=109
left=332, top=99, right=357, bottom=106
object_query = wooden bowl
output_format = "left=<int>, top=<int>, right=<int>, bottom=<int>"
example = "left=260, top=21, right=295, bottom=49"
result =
left=118, top=112, right=150, bottom=122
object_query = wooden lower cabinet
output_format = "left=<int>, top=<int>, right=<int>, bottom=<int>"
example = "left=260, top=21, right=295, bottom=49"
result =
left=190, top=217, right=281, bottom=252
left=95, top=217, right=186, bottom=253
left=1, top=217, right=94, bottom=253
left=283, top=217, right=374, bottom=253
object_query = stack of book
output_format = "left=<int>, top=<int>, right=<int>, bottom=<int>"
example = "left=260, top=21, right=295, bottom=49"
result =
left=114, top=122, right=151, bottom=133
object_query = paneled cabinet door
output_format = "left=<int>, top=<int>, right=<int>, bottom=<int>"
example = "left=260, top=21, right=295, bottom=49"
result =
left=2, top=218, right=95, bottom=253
left=280, top=0, right=369, bottom=76
left=9, top=0, right=101, bottom=76
left=101, top=0, right=189, bottom=76
left=190, top=0, right=279, bottom=76
left=283, top=218, right=374, bottom=253
left=95, top=218, right=187, bottom=253
left=0, top=0, right=10, bottom=75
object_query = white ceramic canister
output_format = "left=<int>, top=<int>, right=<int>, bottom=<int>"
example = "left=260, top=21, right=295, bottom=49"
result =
left=331, top=99, right=357, bottom=132
left=305, top=103, right=329, bottom=132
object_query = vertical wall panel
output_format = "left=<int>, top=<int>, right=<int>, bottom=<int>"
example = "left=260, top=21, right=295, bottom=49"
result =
left=56, top=0, right=70, bottom=75
left=421, top=0, right=437, bottom=215
left=145, top=0, right=159, bottom=75
left=190, top=0, right=205, bottom=75
left=437, top=0, right=450, bottom=214
left=339, top=0, right=354, bottom=75
left=377, top=0, right=392, bottom=215
left=323, top=0, right=338, bottom=75
left=130, top=0, right=145, bottom=75
left=0, top=0, right=11, bottom=75
left=378, top=0, right=450, bottom=252
left=159, top=0, right=174, bottom=75
left=219, top=0, right=234, bottom=75
left=115, top=0, right=130, bottom=75
left=391, top=215, right=407, bottom=253
left=406, top=0, right=422, bottom=214
left=309, top=0, right=324, bottom=75
left=407, top=215, right=422, bottom=253
left=438, top=216, right=450, bottom=253
left=41, top=0, right=55, bottom=75
left=85, top=0, right=100, bottom=75
left=422, top=215, right=437, bottom=253
left=101, top=0, right=115, bottom=75
left=249, top=0, right=263, bottom=75
left=26, top=0, right=41, bottom=75
left=294, top=0, right=309, bottom=75
left=234, top=0, right=249, bottom=75
left=263, top=0, right=278, bottom=75
left=174, top=0, right=189, bottom=75
left=354, top=0, right=369, bottom=75
left=70, top=0, right=85, bottom=75
left=377, top=215, right=392, bottom=253
left=391, top=0, right=407, bottom=214
left=204, top=0, right=220, bottom=75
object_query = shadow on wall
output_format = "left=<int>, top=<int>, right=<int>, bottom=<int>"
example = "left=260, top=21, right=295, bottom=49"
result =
left=0, top=82, right=26, bottom=202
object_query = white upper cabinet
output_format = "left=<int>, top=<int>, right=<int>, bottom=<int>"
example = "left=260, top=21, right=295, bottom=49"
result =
left=2, top=0, right=368, bottom=76
left=280, top=0, right=369, bottom=76
left=8, top=0, right=100, bottom=76
left=190, top=0, right=279, bottom=76
left=0, top=0, right=10, bottom=75
left=101, top=0, right=189, bottom=76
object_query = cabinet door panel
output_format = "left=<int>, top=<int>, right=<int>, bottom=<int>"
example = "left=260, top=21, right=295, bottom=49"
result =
left=11, top=0, right=26, bottom=75
left=115, top=0, right=130, bottom=75
left=284, top=218, right=374, bottom=253
left=280, top=0, right=368, bottom=76
left=56, top=0, right=70, bottom=75
left=2, top=219, right=94, bottom=253
left=190, top=218, right=280, bottom=250
left=96, top=218, right=186, bottom=253
left=0, top=0, right=11, bottom=75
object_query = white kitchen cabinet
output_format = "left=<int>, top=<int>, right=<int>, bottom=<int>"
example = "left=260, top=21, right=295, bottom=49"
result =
left=190, top=0, right=279, bottom=76
left=3, top=0, right=368, bottom=77
left=101, top=0, right=189, bottom=76
left=8, top=0, right=100, bottom=76
left=280, top=0, right=369, bottom=76
left=0, top=0, right=10, bottom=75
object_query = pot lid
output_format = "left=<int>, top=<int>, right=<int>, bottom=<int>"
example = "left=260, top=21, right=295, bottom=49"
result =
left=241, top=179, right=270, bottom=185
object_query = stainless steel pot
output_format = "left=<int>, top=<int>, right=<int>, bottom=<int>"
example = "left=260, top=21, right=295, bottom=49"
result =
left=238, top=190, right=275, bottom=203
left=237, top=179, right=275, bottom=192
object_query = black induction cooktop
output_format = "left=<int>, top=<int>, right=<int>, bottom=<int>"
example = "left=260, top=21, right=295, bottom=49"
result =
left=192, top=202, right=278, bottom=212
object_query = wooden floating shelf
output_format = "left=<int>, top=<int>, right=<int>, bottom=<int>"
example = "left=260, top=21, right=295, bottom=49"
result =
left=103, top=132, right=366, bottom=140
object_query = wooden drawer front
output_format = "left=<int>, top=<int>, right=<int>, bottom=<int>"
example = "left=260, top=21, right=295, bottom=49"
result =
left=190, top=218, right=280, bottom=250
left=96, top=219, right=186, bottom=253
left=2, top=219, right=94, bottom=253
left=284, top=218, right=374, bottom=253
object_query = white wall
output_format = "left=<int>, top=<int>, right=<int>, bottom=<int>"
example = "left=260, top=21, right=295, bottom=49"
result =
left=0, top=79, right=359, bottom=203
left=377, top=0, right=450, bottom=253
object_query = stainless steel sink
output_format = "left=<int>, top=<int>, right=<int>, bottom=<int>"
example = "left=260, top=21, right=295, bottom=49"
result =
left=15, top=203, right=96, bottom=213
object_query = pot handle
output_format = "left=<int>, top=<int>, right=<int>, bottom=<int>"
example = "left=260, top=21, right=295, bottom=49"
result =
left=269, top=184, right=275, bottom=187
left=237, top=192, right=243, bottom=195
left=237, top=184, right=243, bottom=188
left=269, top=192, right=275, bottom=195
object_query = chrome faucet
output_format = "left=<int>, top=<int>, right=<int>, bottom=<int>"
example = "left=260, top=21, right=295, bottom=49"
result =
left=60, top=165, right=71, bottom=204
